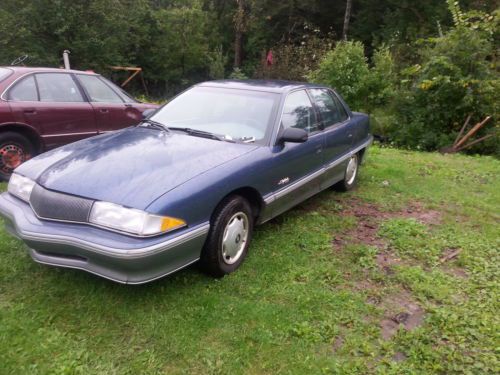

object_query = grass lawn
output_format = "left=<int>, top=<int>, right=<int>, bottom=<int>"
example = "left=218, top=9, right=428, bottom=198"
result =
left=0, top=146, right=498, bottom=374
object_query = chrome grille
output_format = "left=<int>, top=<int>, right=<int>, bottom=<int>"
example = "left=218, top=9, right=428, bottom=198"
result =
left=30, top=184, right=94, bottom=222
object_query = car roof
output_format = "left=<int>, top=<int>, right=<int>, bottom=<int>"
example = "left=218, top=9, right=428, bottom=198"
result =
left=0, top=66, right=98, bottom=76
left=197, top=79, right=330, bottom=94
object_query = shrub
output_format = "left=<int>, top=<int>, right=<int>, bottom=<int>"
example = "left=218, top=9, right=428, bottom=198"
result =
left=228, top=67, right=248, bottom=80
left=308, top=41, right=370, bottom=111
left=390, top=25, right=498, bottom=154
left=207, top=46, right=227, bottom=80
left=254, top=24, right=334, bottom=82
left=308, top=41, right=398, bottom=113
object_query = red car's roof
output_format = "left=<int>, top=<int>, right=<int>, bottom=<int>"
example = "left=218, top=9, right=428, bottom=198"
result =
left=0, top=66, right=98, bottom=75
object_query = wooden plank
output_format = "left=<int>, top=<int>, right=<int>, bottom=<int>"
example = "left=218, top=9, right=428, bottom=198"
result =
left=454, top=116, right=491, bottom=149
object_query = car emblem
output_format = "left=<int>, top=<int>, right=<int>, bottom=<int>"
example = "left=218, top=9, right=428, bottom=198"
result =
left=278, top=177, right=290, bottom=186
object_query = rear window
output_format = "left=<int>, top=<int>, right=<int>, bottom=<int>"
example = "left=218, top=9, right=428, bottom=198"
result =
left=0, top=68, right=13, bottom=82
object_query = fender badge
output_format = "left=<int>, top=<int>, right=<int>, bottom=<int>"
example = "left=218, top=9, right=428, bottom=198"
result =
left=278, top=177, right=290, bottom=186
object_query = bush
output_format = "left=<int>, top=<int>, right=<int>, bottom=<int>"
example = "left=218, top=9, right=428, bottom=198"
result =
left=207, top=46, right=227, bottom=80
left=254, top=24, right=334, bottom=81
left=228, top=67, right=248, bottom=80
left=389, top=25, right=498, bottom=154
left=308, top=42, right=397, bottom=113
left=308, top=41, right=370, bottom=111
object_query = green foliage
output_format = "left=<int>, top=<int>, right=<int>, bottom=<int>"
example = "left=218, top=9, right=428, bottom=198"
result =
left=0, top=0, right=497, bottom=154
left=207, top=46, right=227, bottom=80
left=309, top=42, right=397, bottom=112
left=254, top=23, right=334, bottom=81
left=228, top=67, right=248, bottom=80
left=389, top=22, right=498, bottom=154
left=308, top=41, right=370, bottom=110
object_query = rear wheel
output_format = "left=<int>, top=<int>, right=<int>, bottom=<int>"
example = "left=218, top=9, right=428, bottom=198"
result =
left=0, top=132, right=35, bottom=182
left=334, top=153, right=359, bottom=192
left=200, top=195, right=254, bottom=277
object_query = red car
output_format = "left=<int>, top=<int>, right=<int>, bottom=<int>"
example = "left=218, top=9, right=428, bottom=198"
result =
left=0, top=67, right=158, bottom=180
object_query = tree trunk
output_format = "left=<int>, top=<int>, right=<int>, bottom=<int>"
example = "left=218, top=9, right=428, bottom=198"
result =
left=234, top=0, right=245, bottom=67
left=342, top=0, right=352, bottom=40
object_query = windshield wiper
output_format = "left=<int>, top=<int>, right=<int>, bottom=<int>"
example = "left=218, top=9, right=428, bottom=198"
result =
left=140, top=119, right=170, bottom=132
left=168, top=127, right=234, bottom=142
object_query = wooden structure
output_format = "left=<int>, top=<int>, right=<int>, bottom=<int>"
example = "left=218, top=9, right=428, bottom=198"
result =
left=109, top=66, right=149, bottom=96
left=441, top=115, right=495, bottom=154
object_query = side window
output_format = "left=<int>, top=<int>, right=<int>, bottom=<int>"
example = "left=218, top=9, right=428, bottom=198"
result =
left=281, top=90, right=319, bottom=133
left=77, top=75, right=123, bottom=103
left=36, top=73, right=84, bottom=102
left=8, top=76, right=38, bottom=101
left=100, top=77, right=136, bottom=103
left=331, top=91, right=349, bottom=122
left=309, top=88, right=342, bottom=126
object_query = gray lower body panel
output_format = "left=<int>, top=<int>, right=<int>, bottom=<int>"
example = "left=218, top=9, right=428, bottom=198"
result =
left=0, top=193, right=209, bottom=284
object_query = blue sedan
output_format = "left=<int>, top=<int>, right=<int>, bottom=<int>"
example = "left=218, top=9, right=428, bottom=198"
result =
left=0, top=80, right=372, bottom=284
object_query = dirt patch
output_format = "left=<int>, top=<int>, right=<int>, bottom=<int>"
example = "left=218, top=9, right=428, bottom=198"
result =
left=403, top=202, right=442, bottom=226
left=376, top=252, right=403, bottom=274
left=333, top=198, right=443, bottom=253
left=377, top=290, right=425, bottom=340
left=332, top=199, right=389, bottom=252
left=330, top=199, right=436, bottom=341
left=392, top=351, right=407, bottom=362
left=332, top=335, right=344, bottom=353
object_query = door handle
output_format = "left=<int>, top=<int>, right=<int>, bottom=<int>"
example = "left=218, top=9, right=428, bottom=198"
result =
left=348, top=133, right=353, bottom=138
left=99, top=108, right=109, bottom=113
left=124, top=103, right=133, bottom=108
left=315, top=146, right=323, bottom=154
left=23, top=109, right=36, bottom=114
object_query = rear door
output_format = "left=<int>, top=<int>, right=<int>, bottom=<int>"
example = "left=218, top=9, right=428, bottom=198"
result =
left=308, top=88, right=353, bottom=189
left=266, top=89, right=325, bottom=216
left=76, top=74, right=143, bottom=132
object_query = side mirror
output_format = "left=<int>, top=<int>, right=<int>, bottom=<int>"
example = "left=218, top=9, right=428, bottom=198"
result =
left=278, top=127, right=308, bottom=144
left=142, top=108, right=156, bottom=119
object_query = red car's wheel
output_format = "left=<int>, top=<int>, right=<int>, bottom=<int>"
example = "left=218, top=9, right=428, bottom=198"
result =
left=0, top=132, right=35, bottom=182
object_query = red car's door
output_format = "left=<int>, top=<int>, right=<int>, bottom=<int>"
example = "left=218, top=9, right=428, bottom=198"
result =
left=76, top=74, right=143, bottom=132
left=33, top=73, right=97, bottom=149
left=6, top=73, right=97, bottom=150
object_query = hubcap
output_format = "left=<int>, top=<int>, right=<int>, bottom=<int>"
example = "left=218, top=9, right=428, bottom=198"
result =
left=222, top=212, right=249, bottom=265
left=345, top=155, right=358, bottom=185
left=0, top=143, right=25, bottom=174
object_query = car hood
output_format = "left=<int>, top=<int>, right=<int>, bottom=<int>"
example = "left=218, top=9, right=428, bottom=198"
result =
left=17, top=127, right=259, bottom=209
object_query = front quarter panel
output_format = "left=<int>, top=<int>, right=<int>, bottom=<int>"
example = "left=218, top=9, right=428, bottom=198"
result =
left=146, top=146, right=277, bottom=228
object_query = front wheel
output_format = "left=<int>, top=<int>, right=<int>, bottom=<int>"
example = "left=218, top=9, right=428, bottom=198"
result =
left=0, top=132, right=36, bottom=182
left=334, top=153, right=359, bottom=192
left=200, top=195, right=254, bottom=277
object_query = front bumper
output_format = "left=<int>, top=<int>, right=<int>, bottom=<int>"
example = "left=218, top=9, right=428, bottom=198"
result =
left=0, top=192, right=209, bottom=284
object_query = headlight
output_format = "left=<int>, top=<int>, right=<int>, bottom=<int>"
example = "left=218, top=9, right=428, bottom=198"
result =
left=8, top=174, right=35, bottom=202
left=89, top=201, right=186, bottom=236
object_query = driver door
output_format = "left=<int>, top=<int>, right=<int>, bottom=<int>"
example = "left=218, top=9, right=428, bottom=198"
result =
left=266, top=90, right=325, bottom=217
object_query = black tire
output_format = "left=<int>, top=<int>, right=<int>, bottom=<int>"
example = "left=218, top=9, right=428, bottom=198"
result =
left=0, top=132, right=36, bottom=182
left=334, top=153, right=359, bottom=192
left=200, top=195, right=254, bottom=277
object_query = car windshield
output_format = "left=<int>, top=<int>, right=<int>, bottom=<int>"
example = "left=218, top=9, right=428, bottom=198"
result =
left=0, top=68, right=13, bottom=82
left=151, top=86, right=279, bottom=144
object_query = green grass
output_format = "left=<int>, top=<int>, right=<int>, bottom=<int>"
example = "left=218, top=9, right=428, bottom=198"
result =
left=0, top=146, right=498, bottom=374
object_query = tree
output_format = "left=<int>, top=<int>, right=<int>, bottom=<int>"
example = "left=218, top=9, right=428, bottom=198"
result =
left=342, top=0, right=352, bottom=40
left=233, top=0, right=246, bottom=67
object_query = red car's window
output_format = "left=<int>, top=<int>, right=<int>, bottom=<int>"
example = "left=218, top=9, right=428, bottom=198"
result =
left=36, top=73, right=84, bottom=102
left=8, top=75, right=38, bottom=101
left=77, top=75, right=123, bottom=103
left=0, top=68, right=12, bottom=82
